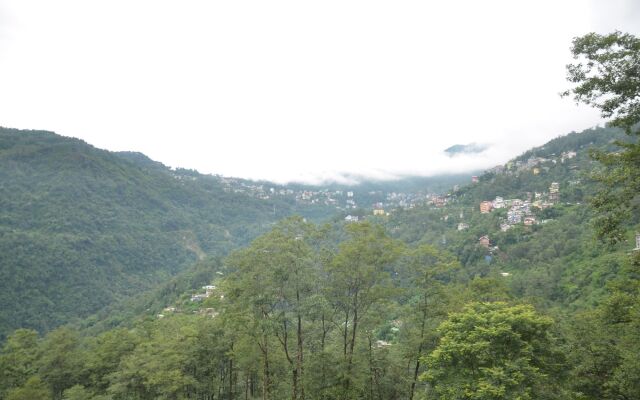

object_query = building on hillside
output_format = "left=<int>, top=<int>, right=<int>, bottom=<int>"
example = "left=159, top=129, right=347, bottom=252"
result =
left=505, top=199, right=522, bottom=207
left=561, top=151, right=577, bottom=162
left=344, top=215, right=359, bottom=222
left=478, top=235, right=490, bottom=248
left=373, top=209, right=385, bottom=216
left=472, top=176, right=479, bottom=183
left=523, top=216, right=537, bottom=226
left=500, top=223, right=512, bottom=232
left=492, top=197, right=505, bottom=209
left=549, top=182, right=560, bottom=202
left=635, top=233, right=640, bottom=250
left=507, top=210, right=523, bottom=224
left=432, top=196, right=447, bottom=207
left=533, top=167, right=540, bottom=175
left=480, top=201, right=493, bottom=214
left=458, top=222, right=469, bottom=231
left=191, top=294, right=208, bottom=302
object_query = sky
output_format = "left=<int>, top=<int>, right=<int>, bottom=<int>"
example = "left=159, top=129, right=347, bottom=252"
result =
left=1, top=1, right=639, bottom=184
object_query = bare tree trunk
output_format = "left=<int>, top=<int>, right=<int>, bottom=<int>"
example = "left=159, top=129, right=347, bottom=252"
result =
left=229, top=356, right=234, bottom=400
left=345, top=291, right=359, bottom=395
left=296, top=288, right=305, bottom=400
left=368, top=335, right=374, bottom=400
left=409, top=298, right=428, bottom=400
left=321, top=313, right=327, bottom=400
left=343, top=310, right=349, bottom=357
left=260, top=336, right=270, bottom=400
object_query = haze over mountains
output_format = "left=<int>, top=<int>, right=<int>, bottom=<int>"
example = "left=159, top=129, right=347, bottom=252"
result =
left=0, top=123, right=627, bottom=340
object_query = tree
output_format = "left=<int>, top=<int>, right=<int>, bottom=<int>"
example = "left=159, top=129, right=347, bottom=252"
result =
left=396, top=245, right=459, bottom=400
left=563, top=32, right=640, bottom=133
left=85, top=328, right=139, bottom=392
left=107, top=316, right=197, bottom=400
left=5, top=376, right=51, bottom=400
left=0, top=329, right=40, bottom=398
left=224, top=216, right=317, bottom=400
left=326, top=222, right=403, bottom=397
left=422, top=302, right=567, bottom=400
left=563, top=31, right=640, bottom=243
left=37, top=328, right=85, bottom=400
left=62, top=385, right=91, bottom=400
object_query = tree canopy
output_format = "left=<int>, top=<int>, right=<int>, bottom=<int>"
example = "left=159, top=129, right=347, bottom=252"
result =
left=563, top=31, right=640, bottom=243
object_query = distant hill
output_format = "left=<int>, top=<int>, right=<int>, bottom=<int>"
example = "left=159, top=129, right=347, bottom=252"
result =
left=0, top=128, right=329, bottom=338
left=81, top=125, right=633, bottom=335
left=444, top=142, right=488, bottom=156
left=387, top=125, right=636, bottom=310
left=0, top=127, right=477, bottom=339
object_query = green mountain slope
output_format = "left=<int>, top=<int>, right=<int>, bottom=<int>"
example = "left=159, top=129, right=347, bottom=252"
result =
left=386, top=125, right=636, bottom=309
left=0, top=128, right=325, bottom=338
left=0, top=127, right=477, bottom=339
left=1, top=125, right=637, bottom=400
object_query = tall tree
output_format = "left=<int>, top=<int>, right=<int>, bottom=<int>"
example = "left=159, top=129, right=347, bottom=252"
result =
left=5, top=376, right=51, bottom=400
left=422, top=302, right=567, bottom=400
left=0, top=329, right=39, bottom=398
left=398, top=245, right=459, bottom=400
left=326, top=222, right=403, bottom=397
left=225, top=216, right=316, bottom=400
left=37, top=328, right=85, bottom=400
left=563, top=31, right=640, bottom=243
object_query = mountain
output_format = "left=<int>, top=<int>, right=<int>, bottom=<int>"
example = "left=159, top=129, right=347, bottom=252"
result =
left=0, top=127, right=476, bottom=339
left=1, top=124, right=627, bottom=338
left=387, top=125, right=635, bottom=308
left=0, top=128, right=332, bottom=339
left=444, top=142, right=488, bottom=156
left=1, top=124, right=638, bottom=400
left=82, top=124, right=633, bottom=333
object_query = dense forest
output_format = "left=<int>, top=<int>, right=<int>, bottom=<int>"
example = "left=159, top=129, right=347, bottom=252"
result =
left=1, top=121, right=638, bottom=399
left=1, top=31, right=639, bottom=400
left=0, top=128, right=312, bottom=338
left=0, top=127, right=471, bottom=339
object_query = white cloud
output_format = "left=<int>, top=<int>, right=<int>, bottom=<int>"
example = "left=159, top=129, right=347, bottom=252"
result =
left=0, top=0, right=636, bottom=183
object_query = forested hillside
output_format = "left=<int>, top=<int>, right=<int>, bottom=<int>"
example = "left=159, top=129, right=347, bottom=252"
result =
left=0, top=127, right=474, bottom=340
left=0, top=128, right=332, bottom=338
left=2, top=123, right=637, bottom=400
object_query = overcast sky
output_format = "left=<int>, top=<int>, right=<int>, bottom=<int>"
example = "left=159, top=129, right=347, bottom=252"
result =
left=1, top=1, right=639, bottom=184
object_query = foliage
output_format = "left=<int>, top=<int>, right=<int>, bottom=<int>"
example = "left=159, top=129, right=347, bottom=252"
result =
left=5, top=376, right=50, bottom=400
left=2, top=31, right=640, bottom=398
left=563, top=32, right=640, bottom=243
left=422, top=302, right=566, bottom=400
left=0, top=127, right=336, bottom=339
left=563, top=31, right=640, bottom=133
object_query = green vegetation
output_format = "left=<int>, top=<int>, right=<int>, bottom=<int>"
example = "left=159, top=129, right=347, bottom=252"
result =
left=1, top=206, right=636, bottom=399
left=1, top=31, right=639, bottom=400
left=563, top=31, right=640, bottom=243
left=0, top=128, right=339, bottom=339
left=423, top=302, right=566, bottom=400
